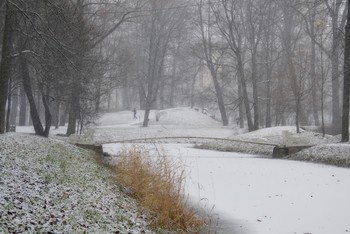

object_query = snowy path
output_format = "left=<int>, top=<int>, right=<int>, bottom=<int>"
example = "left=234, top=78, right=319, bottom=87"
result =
left=104, top=143, right=350, bottom=234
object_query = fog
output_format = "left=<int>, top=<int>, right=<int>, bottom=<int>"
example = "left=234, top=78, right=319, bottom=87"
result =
left=0, top=0, right=348, bottom=138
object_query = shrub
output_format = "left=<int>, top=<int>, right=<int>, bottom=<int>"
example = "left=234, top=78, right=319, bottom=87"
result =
left=114, top=146, right=203, bottom=233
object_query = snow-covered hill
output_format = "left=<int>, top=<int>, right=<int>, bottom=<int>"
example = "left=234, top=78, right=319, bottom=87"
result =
left=97, top=107, right=222, bottom=127
left=0, top=134, right=155, bottom=233
left=93, top=107, right=234, bottom=143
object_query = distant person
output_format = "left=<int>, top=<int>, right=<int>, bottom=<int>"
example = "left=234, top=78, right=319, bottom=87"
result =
left=133, top=108, right=137, bottom=119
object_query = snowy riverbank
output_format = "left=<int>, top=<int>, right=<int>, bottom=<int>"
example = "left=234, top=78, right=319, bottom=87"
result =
left=3, top=107, right=350, bottom=233
left=0, top=134, right=156, bottom=233
left=198, top=125, right=350, bottom=167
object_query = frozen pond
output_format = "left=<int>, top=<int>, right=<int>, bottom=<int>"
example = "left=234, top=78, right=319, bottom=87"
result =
left=103, top=143, right=350, bottom=234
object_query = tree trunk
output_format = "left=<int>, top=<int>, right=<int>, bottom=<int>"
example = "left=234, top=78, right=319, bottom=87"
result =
left=20, top=55, right=44, bottom=136
left=143, top=102, right=151, bottom=127
left=53, top=99, right=59, bottom=129
left=5, top=76, right=11, bottom=132
left=0, top=2, right=15, bottom=133
left=66, top=79, right=81, bottom=136
left=38, top=83, right=52, bottom=137
left=95, top=76, right=102, bottom=114
left=66, top=0, right=84, bottom=136
left=107, top=89, right=111, bottom=111
left=341, top=1, right=350, bottom=142
left=60, top=103, right=68, bottom=127
left=265, top=53, right=272, bottom=128
left=296, top=96, right=301, bottom=133
left=209, top=66, right=228, bottom=126
left=159, top=77, right=165, bottom=109
left=263, top=1, right=275, bottom=128
left=169, top=54, right=177, bottom=108
left=331, top=36, right=341, bottom=134
left=139, top=86, right=146, bottom=110
left=198, top=0, right=228, bottom=126
left=331, top=10, right=342, bottom=134
left=51, top=89, right=60, bottom=129
left=310, top=8, right=320, bottom=126
left=190, top=74, right=196, bottom=108
left=238, top=80, right=244, bottom=128
left=282, top=5, right=307, bottom=130
left=66, top=47, right=83, bottom=135
left=19, top=85, right=27, bottom=126
left=251, top=54, right=259, bottom=130
left=10, top=86, right=18, bottom=125
left=237, top=55, right=254, bottom=131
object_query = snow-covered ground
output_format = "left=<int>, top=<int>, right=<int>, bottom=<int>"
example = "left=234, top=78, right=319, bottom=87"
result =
left=104, top=143, right=350, bottom=234
left=8, top=107, right=350, bottom=233
left=93, top=108, right=235, bottom=143
left=0, top=134, right=156, bottom=233
left=98, top=108, right=350, bottom=234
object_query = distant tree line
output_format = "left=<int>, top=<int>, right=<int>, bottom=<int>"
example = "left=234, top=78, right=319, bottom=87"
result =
left=0, top=0, right=350, bottom=141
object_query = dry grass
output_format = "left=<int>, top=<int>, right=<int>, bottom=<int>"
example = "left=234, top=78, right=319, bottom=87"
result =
left=114, top=146, right=204, bottom=233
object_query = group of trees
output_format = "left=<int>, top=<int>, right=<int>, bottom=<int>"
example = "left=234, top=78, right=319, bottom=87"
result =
left=193, top=0, right=348, bottom=135
left=0, top=0, right=140, bottom=136
left=0, top=0, right=350, bottom=141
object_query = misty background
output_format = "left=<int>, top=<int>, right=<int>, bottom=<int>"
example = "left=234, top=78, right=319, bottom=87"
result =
left=0, top=0, right=349, bottom=139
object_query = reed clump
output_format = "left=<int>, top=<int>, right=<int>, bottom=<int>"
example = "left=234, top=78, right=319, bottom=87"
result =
left=114, top=146, right=204, bottom=233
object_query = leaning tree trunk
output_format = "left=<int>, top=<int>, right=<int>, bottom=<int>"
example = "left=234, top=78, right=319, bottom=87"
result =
left=209, top=65, right=228, bottom=126
left=20, top=55, right=44, bottom=136
left=0, top=2, right=15, bottom=134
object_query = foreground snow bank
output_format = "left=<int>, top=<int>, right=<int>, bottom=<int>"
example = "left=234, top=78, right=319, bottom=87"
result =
left=0, top=133, right=154, bottom=233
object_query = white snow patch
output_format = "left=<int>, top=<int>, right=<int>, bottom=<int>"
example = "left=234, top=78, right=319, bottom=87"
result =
left=105, top=143, right=350, bottom=234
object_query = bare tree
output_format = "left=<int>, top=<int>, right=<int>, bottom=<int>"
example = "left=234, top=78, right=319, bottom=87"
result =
left=261, top=0, right=279, bottom=127
left=308, top=1, right=321, bottom=126
left=213, top=0, right=254, bottom=130
left=0, top=1, right=15, bottom=134
left=66, top=0, right=141, bottom=135
left=245, top=0, right=267, bottom=130
left=324, top=0, right=347, bottom=134
left=134, top=0, right=189, bottom=127
left=196, top=0, right=229, bottom=126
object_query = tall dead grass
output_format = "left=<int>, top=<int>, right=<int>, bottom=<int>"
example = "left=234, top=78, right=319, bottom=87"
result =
left=114, top=146, right=204, bottom=233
